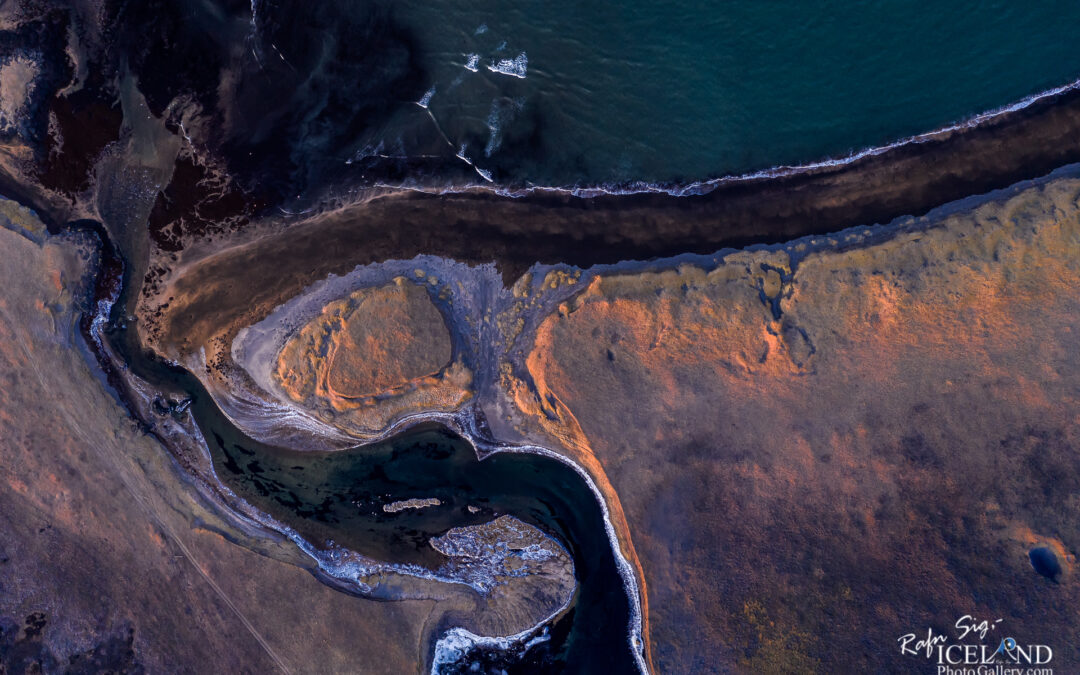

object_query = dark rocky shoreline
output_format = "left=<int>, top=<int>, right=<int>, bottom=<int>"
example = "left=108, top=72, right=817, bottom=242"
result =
left=141, top=80, right=1080, bottom=360
left=298, top=79, right=1080, bottom=282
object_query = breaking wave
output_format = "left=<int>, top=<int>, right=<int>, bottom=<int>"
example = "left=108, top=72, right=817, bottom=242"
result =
left=373, top=73, right=1080, bottom=200
left=417, top=85, right=436, bottom=108
left=487, top=52, right=527, bottom=78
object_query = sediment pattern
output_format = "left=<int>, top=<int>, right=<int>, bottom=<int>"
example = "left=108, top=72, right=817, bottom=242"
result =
left=508, top=176, right=1080, bottom=671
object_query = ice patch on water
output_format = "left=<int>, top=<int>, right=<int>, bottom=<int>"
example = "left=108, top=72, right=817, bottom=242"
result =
left=464, top=53, right=480, bottom=72
left=171, top=386, right=648, bottom=674
left=488, top=53, right=526, bottom=78
left=416, top=85, right=436, bottom=108
left=431, top=626, right=552, bottom=674
left=430, top=516, right=566, bottom=593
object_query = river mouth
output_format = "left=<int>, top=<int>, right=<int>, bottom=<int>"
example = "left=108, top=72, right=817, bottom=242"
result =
left=207, top=422, right=637, bottom=670
left=98, top=270, right=638, bottom=671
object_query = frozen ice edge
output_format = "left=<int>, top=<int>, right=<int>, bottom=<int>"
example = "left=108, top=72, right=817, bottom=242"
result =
left=182, top=404, right=648, bottom=673
left=80, top=70, right=1080, bottom=668
left=430, top=622, right=553, bottom=673
left=163, top=161, right=1080, bottom=672
left=445, top=411, right=649, bottom=674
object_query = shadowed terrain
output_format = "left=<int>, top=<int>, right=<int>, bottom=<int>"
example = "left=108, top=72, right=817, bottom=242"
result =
left=0, top=211, right=443, bottom=673
left=268, top=277, right=472, bottom=435
left=1, top=1, right=1079, bottom=671
left=502, top=177, right=1080, bottom=671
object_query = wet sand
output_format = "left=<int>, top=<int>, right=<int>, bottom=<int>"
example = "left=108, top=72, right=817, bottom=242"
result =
left=143, top=82, right=1080, bottom=357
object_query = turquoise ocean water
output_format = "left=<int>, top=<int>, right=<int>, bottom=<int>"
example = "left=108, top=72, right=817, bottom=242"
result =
left=362, top=1, right=1080, bottom=187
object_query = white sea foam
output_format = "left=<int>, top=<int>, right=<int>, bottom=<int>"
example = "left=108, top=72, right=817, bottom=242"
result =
left=347, top=140, right=414, bottom=165
left=416, top=85, right=436, bottom=108
left=475, top=23, right=488, bottom=35
left=365, top=74, right=1080, bottom=201
left=456, top=144, right=473, bottom=165
left=483, top=97, right=525, bottom=158
left=484, top=100, right=503, bottom=157
left=464, top=53, right=480, bottom=72
left=487, top=52, right=527, bottom=78
left=475, top=166, right=493, bottom=182
left=348, top=140, right=380, bottom=164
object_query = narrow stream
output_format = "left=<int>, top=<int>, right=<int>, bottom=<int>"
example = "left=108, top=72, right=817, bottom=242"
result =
left=94, top=244, right=639, bottom=672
